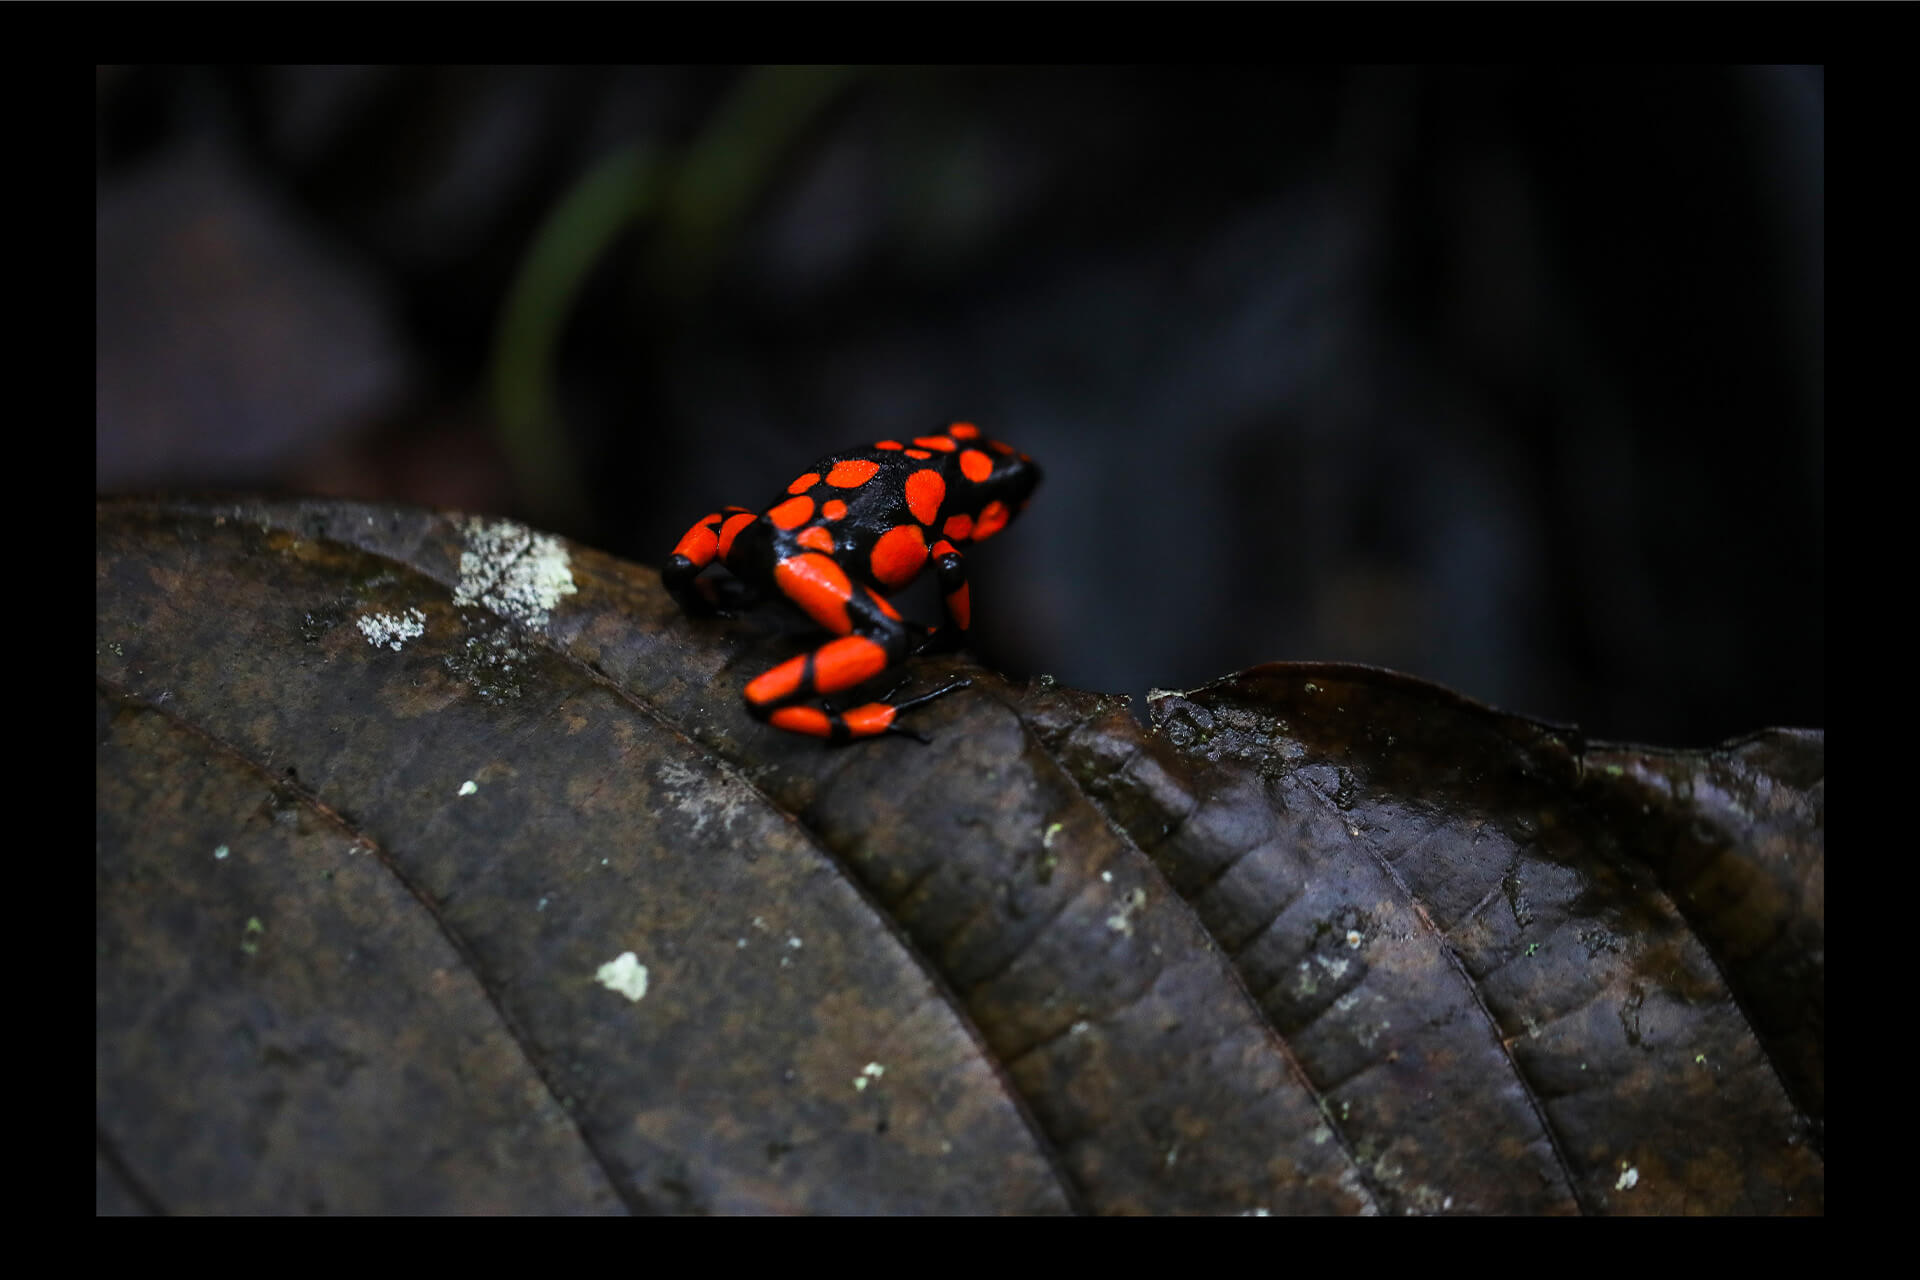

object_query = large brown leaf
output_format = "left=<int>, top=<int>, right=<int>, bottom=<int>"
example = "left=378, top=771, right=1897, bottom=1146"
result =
left=96, top=498, right=1822, bottom=1214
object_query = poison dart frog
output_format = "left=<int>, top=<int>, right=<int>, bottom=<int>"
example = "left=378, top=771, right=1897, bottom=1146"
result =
left=663, top=422, right=1041, bottom=742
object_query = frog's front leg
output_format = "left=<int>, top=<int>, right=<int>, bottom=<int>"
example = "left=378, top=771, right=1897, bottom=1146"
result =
left=663, top=506, right=758, bottom=615
left=916, top=538, right=972, bottom=655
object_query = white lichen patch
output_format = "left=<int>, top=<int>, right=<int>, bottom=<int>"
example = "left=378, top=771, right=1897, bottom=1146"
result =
left=356, top=607, right=427, bottom=651
left=654, top=759, right=755, bottom=844
left=452, top=517, right=579, bottom=629
left=595, top=951, right=649, bottom=1002
left=1336, top=1163, right=1377, bottom=1215
left=445, top=625, right=531, bottom=704
left=1400, top=1182, right=1455, bottom=1214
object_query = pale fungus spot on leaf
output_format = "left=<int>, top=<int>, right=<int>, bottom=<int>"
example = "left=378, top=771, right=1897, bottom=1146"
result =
left=595, top=951, right=649, bottom=1002
left=1106, top=886, right=1148, bottom=935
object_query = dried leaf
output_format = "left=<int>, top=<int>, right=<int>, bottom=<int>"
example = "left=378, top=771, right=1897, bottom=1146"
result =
left=96, top=498, right=1822, bottom=1214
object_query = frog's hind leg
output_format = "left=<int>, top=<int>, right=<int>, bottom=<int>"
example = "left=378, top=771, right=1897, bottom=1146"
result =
left=742, top=578, right=966, bottom=742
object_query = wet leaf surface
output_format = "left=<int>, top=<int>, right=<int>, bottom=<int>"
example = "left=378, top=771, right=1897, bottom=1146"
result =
left=96, top=498, right=1822, bottom=1214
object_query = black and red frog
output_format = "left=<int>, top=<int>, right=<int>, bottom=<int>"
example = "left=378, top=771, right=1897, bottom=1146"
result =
left=663, top=422, right=1041, bottom=742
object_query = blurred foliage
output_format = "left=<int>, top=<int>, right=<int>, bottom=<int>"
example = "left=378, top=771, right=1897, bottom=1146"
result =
left=95, top=66, right=1823, bottom=746
left=490, top=68, right=859, bottom=525
left=490, top=144, right=658, bottom=523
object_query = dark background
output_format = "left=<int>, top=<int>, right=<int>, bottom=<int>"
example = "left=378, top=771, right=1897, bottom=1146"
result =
left=95, top=65, right=1823, bottom=748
